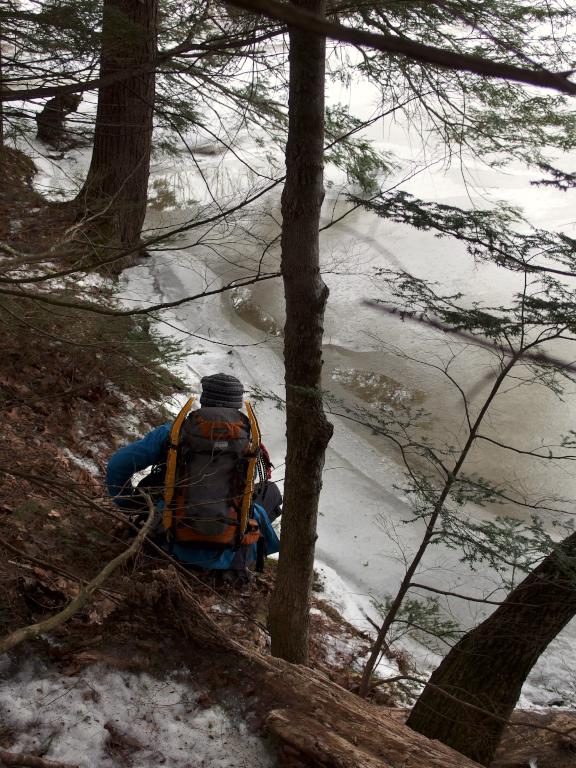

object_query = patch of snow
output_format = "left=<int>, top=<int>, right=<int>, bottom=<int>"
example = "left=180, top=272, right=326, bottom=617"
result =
left=314, top=560, right=377, bottom=632
left=108, top=390, right=153, bottom=439
left=322, top=632, right=365, bottom=669
left=77, top=271, right=110, bottom=290
left=0, top=659, right=275, bottom=768
left=62, top=448, right=100, bottom=476
left=211, top=604, right=235, bottom=615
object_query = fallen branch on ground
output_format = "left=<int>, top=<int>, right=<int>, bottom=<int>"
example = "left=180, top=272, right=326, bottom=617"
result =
left=154, top=567, right=482, bottom=768
left=0, top=749, right=79, bottom=768
left=0, top=501, right=155, bottom=655
left=0, top=535, right=121, bottom=601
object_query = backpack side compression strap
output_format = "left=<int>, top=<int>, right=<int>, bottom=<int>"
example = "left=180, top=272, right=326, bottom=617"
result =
left=163, top=396, right=196, bottom=531
left=239, top=401, right=261, bottom=543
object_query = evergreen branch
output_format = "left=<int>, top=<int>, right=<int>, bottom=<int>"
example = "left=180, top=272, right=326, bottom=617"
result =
left=409, top=582, right=537, bottom=608
left=475, top=434, right=576, bottom=460
left=463, top=480, right=573, bottom=519
left=389, top=618, right=462, bottom=645
left=360, top=347, right=528, bottom=696
left=354, top=192, right=576, bottom=278
left=364, top=301, right=576, bottom=376
left=0, top=30, right=284, bottom=102
left=5, top=0, right=575, bottom=103
left=227, top=0, right=576, bottom=96
left=1, top=173, right=285, bottom=282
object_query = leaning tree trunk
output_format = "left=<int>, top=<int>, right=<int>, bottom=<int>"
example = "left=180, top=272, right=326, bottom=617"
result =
left=0, top=39, right=4, bottom=151
left=407, top=531, right=576, bottom=765
left=77, top=0, right=157, bottom=271
left=267, top=0, right=333, bottom=664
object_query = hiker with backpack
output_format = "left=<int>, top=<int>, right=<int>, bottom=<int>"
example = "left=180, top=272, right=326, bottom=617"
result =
left=106, top=373, right=281, bottom=572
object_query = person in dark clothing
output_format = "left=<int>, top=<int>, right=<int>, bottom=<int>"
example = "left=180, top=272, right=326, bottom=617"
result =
left=253, top=480, right=283, bottom=523
left=106, top=373, right=281, bottom=570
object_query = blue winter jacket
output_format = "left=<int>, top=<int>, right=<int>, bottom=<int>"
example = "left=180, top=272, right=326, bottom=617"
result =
left=106, top=422, right=280, bottom=569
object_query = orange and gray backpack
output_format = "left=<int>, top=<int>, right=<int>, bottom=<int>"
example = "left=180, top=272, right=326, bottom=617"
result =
left=162, top=398, right=264, bottom=558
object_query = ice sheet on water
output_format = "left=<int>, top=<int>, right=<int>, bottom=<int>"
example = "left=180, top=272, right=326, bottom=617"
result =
left=330, top=367, right=423, bottom=408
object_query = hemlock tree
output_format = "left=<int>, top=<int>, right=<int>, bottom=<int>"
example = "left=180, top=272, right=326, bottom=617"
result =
left=1, top=0, right=290, bottom=271
left=77, top=0, right=158, bottom=267
left=331, top=191, right=576, bottom=759
left=0, top=0, right=101, bottom=149
left=267, top=0, right=333, bottom=664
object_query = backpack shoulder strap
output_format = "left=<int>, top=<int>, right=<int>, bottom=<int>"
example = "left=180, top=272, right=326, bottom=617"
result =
left=238, top=401, right=261, bottom=543
left=163, top=396, right=195, bottom=531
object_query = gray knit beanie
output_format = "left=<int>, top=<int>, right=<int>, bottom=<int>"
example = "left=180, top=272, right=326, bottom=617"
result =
left=200, top=373, right=244, bottom=409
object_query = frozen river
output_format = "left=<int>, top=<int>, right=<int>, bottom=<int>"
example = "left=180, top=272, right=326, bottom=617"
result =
left=28, top=74, right=575, bottom=706
left=117, top=118, right=576, bottom=706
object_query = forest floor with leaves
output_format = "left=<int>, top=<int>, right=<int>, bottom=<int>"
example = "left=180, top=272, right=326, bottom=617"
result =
left=1, top=146, right=575, bottom=768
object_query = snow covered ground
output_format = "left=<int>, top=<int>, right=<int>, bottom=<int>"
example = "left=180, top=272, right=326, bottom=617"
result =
left=0, top=658, right=274, bottom=768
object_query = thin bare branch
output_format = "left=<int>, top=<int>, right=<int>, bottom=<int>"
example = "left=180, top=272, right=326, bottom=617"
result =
left=0, top=502, right=155, bottom=655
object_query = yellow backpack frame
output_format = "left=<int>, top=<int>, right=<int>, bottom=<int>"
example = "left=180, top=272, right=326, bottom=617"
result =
left=163, top=397, right=261, bottom=545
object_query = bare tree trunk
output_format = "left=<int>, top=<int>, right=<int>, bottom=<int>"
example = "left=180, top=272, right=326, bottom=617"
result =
left=267, top=0, right=333, bottom=664
left=407, top=531, right=576, bottom=765
left=0, top=36, right=5, bottom=151
left=77, top=0, right=157, bottom=271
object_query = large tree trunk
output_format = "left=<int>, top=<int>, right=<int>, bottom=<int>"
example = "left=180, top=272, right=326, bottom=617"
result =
left=267, top=0, right=333, bottom=664
left=407, top=531, right=576, bottom=765
left=77, top=0, right=157, bottom=271
left=0, top=40, right=4, bottom=150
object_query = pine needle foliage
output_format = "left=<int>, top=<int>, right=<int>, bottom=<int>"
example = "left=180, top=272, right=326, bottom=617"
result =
left=0, top=290, right=185, bottom=404
left=352, top=191, right=576, bottom=275
left=344, top=250, right=576, bottom=678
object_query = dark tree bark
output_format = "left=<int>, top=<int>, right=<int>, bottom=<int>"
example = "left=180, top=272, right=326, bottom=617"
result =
left=267, top=0, right=333, bottom=664
left=407, top=531, right=576, bottom=765
left=36, top=94, right=82, bottom=147
left=77, top=0, right=157, bottom=270
left=0, top=35, right=5, bottom=150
